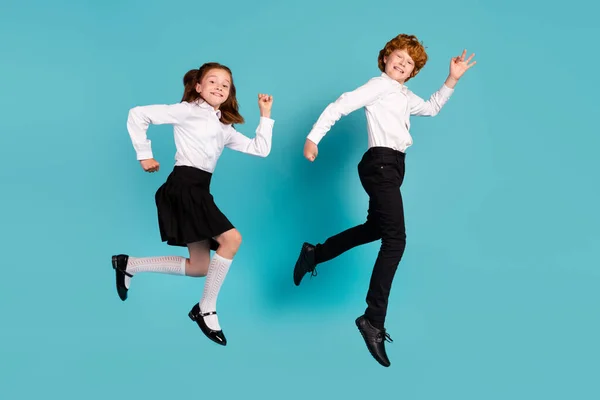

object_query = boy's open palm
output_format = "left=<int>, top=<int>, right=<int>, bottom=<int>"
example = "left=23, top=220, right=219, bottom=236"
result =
left=450, top=49, right=476, bottom=80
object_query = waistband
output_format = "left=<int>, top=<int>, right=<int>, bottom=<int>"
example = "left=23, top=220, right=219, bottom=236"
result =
left=169, top=165, right=212, bottom=187
left=363, top=146, right=406, bottom=163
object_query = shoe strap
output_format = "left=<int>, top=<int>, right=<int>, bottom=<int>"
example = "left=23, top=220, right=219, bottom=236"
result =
left=201, top=310, right=217, bottom=317
left=113, top=265, right=133, bottom=278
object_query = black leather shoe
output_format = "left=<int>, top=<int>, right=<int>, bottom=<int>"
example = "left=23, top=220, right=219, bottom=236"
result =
left=355, top=315, right=393, bottom=367
left=293, top=242, right=317, bottom=286
left=112, top=254, right=131, bottom=301
left=188, top=303, right=227, bottom=346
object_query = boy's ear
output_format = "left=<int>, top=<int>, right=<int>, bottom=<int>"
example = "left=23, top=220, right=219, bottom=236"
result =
left=383, top=55, right=388, bottom=65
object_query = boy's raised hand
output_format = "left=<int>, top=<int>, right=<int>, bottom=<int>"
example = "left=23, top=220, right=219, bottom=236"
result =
left=449, top=49, right=476, bottom=80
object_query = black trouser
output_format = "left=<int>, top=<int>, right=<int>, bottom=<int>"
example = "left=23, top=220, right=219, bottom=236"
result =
left=314, top=146, right=406, bottom=327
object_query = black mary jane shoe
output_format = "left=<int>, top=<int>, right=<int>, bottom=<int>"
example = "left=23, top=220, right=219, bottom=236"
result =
left=188, top=303, right=227, bottom=346
left=112, top=254, right=131, bottom=301
left=355, top=315, right=393, bottom=367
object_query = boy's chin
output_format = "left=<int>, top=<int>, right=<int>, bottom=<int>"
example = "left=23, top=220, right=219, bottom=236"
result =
left=386, top=71, right=405, bottom=82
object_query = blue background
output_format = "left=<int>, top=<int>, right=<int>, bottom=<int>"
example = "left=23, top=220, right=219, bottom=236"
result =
left=1, top=0, right=598, bottom=399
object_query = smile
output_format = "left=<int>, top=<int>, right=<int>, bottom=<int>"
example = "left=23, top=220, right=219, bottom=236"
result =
left=210, top=92, right=224, bottom=98
left=394, top=66, right=405, bottom=74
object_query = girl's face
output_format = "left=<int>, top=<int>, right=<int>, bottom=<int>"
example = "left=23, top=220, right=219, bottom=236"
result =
left=383, top=49, right=415, bottom=84
left=195, top=68, right=231, bottom=109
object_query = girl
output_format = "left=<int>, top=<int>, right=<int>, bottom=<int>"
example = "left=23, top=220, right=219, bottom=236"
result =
left=112, top=62, right=274, bottom=346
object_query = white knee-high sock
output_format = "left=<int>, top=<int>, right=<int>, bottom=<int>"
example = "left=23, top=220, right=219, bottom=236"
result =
left=199, top=253, right=232, bottom=331
left=124, top=256, right=186, bottom=288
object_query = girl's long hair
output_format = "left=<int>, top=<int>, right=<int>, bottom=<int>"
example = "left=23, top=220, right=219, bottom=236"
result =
left=181, top=62, right=244, bottom=125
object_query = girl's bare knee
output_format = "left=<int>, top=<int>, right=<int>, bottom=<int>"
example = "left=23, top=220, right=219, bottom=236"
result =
left=229, top=229, right=242, bottom=250
left=218, top=229, right=242, bottom=253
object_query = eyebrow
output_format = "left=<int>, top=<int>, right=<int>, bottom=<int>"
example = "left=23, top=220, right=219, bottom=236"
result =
left=206, top=74, right=231, bottom=84
left=397, top=53, right=414, bottom=62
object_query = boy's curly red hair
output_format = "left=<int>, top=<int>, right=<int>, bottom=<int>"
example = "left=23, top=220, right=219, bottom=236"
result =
left=378, top=34, right=428, bottom=82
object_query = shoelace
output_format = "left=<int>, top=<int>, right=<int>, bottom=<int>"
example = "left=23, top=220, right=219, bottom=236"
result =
left=378, top=331, right=393, bottom=343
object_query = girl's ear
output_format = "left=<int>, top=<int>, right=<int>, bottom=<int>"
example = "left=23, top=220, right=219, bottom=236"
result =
left=195, top=82, right=202, bottom=93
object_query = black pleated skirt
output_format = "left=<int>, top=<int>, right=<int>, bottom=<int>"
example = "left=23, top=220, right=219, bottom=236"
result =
left=155, top=166, right=233, bottom=250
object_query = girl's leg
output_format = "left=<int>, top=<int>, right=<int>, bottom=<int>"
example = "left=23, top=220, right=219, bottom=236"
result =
left=111, top=241, right=211, bottom=301
left=197, top=228, right=242, bottom=331
left=122, top=256, right=186, bottom=287
left=185, top=240, right=212, bottom=277
left=112, top=253, right=186, bottom=300
left=122, top=241, right=213, bottom=282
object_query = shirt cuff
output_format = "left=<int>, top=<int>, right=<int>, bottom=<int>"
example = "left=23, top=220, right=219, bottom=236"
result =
left=440, top=84, right=455, bottom=97
left=306, top=131, right=323, bottom=145
left=136, top=150, right=154, bottom=160
left=259, top=116, right=275, bottom=125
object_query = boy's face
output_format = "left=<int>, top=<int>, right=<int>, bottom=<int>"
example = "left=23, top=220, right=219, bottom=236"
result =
left=383, top=49, right=415, bottom=84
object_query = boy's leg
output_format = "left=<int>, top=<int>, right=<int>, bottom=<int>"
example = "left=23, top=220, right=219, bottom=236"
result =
left=293, top=209, right=381, bottom=286
left=354, top=148, right=406, bottom=368
left=293, top=157, right=385, bottom=286
left=363, top=188, right=406, bottom=327
left=314, top=219, right=381, bottom=264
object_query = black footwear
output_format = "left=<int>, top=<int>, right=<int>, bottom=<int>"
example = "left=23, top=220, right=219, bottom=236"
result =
left=112, top=254, right=131, bottom=301
left=188, top=303, right=227, bottom=346
left=355, top=315, right=393, bottom=367
left=293, top=242, right=317, bottom=286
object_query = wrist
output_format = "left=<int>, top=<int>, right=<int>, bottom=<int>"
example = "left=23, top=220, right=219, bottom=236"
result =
left=445, top=75, right=459, bottom=88
left=260, top=111, right=271, bottom=118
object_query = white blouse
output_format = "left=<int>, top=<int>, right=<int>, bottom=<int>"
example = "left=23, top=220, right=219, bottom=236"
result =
left=127, top=99, right=274, bottom=173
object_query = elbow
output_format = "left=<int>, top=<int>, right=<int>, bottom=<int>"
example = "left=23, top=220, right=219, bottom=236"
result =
left=127, top=106, right=141, bottom=123
left=260, top=145, right=272, bottom=157
left=423, top=105, right=442, bottom=117
left=248, top=143, right=271, bottom=158
left=258, top=136, right=272, bottom=157
left=429, top=99, right=446, bottom=117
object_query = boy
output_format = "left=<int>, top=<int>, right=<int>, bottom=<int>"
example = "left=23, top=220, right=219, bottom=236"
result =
left=293, top=34, right=476, bottom=367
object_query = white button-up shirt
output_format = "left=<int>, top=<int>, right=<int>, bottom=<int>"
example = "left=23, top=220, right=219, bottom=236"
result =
left=126, top=99, right=274, bottom=173
left=307, top=73, right=454, bottom=152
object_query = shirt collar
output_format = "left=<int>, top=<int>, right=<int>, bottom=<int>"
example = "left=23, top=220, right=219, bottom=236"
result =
left=195, top=99, right=222, bottom=119
left=380, top=72, right=408, bottom=94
